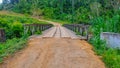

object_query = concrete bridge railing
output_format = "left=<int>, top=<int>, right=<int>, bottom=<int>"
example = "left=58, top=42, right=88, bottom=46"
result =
left=101, top=32, right=120, bottom=48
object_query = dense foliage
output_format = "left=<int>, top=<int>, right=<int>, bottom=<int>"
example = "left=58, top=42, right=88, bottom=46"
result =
left=1, top=0, right=120, bottom=33
left=1, top=0, right=120, bottom=23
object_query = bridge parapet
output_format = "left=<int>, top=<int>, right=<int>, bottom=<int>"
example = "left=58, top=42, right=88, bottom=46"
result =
left=63, top=24, right=90, bottom=40
left=24, top=24, right=53, bottom=35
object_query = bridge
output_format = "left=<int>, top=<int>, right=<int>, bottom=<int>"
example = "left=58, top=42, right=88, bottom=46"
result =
left=23, top=23, right=90, bottom=40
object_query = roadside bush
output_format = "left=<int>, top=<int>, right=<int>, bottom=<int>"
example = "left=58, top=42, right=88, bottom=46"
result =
left=90, top=36, right=120, bottom=68
left=11, top=22, right=23, bottom=38
left=103, top=49, right=120, bottom=68
left=0, top=37, right=27, bottom=63
left=89, top=36, right=107, bottom=55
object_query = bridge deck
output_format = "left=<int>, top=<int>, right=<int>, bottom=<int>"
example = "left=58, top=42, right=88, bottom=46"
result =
left=42, top=26, right=79, bottom=39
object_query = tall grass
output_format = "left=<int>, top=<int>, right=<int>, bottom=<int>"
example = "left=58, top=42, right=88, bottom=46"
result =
left=0, top=36, right=27, bottom=63
left=90, top=37, right=120, bottom=68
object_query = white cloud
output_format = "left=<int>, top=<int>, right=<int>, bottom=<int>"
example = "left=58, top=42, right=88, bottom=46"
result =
left=0, top=0, right=2, bottom=3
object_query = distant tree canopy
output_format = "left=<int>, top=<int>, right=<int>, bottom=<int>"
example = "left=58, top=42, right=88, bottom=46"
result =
left=1, top=0, right=120, bottom=23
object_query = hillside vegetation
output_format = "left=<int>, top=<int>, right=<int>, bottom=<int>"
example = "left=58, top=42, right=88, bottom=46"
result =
left=0, top=11, right=48, bottom=38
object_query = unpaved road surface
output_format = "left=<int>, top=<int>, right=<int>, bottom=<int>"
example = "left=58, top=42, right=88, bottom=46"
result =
left=0, top=38, right=105, bottom=68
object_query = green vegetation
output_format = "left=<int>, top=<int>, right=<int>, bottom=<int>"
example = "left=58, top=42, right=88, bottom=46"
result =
left=1, top=0, right=120, bottom=24
left=0, top=13, right=48, bottom=39
left=90, top=37, right=120, bottom=68
left=0, top=37, right=27, bottom=63
left=0, top=0, right=120, bottom=68
left=89, top=15, right=120, bottom=68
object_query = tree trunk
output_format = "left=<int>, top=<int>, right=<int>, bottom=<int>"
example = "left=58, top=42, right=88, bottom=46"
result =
left=72, top=0, right=75, bottom=23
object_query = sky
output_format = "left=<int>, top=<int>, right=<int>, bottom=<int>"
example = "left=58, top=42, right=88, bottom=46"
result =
left=0, top=0, right=2, bottom=4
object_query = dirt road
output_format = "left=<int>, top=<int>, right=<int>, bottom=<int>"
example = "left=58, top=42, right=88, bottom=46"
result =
left=0, top=37, right=105, bottom=68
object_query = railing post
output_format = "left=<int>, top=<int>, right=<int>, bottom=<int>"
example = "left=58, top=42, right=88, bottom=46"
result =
left=24, top=24, right=29, bottom=35
left=78, top=25, right=80, bottom=34
left=85, top=25, right=89, bottom=40
left=0, top=29, right=6, bottom=42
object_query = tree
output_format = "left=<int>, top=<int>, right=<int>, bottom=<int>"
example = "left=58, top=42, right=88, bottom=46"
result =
left=90, top=2, right=101, bottom=17
left=60, top=0, right=63, bottom=13
left=110, top=0, right=120, bottom=13
left=2, top=0, right=9, bottom=4
left=10, top=0, right=19, bottom=4
left=72, top=0, right=75, bottom=23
